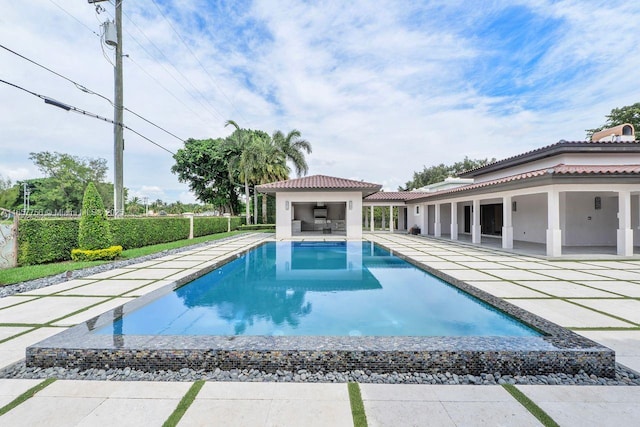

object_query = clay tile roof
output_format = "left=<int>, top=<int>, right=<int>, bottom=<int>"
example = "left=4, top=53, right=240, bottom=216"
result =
left=410, top=164, right=640, bottom=202
left=552, top=164, right=640, bottom=174
left=364, top=191, right=429, bottom=201
left=257, top=174, right=382, bottom=196
left=458, top=140, right=640, bottom=178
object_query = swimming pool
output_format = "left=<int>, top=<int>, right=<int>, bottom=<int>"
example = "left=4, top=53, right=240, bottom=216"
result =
left=27, top=239, right=615, bottom=377
left=94, top=241, right=539, bottom=337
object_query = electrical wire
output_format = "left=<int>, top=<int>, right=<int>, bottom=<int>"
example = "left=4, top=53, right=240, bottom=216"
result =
left=105, top=4, right=228, bottom=122
left=0, top=78, right=176, bottom=155
left=1, top=78, right=245, bottom=195
left=149, top=0, right=252, bottom=126
left=126, top=55, right=215, bottom=128
left=0, top=42, right=187, bottom=143
left=47, top=0, right=101, bottom=38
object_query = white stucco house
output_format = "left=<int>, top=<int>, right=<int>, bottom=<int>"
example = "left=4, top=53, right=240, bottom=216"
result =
left=259, top=124, right=640, bottom=257
left=256, top=175, right=381, bottom=240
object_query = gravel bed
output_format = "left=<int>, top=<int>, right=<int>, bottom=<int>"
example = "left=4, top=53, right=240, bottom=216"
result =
left=1, top=361, right=638, bottom=386
left=0, top=233, right=257, bottom=298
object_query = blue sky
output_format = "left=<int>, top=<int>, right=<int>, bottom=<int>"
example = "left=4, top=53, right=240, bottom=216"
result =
left=1, top=0, right=640, bottom=203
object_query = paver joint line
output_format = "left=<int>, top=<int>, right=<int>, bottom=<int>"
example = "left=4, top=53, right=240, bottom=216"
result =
left=0, top=377, right=56, bottom=416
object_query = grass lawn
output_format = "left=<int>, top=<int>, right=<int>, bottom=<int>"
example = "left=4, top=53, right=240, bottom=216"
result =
left=0, top=230, right=251, bottom=286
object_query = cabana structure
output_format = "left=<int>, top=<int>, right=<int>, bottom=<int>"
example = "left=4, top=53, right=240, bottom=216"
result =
left=257, top=175, right=381, bottom=240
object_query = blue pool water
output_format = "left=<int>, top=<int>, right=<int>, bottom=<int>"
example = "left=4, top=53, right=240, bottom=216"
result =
left=96, top=241, right=540, bottom=337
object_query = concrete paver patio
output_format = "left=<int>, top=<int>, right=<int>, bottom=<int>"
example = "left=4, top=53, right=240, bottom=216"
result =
left=0, top=232, right=639, bottom=426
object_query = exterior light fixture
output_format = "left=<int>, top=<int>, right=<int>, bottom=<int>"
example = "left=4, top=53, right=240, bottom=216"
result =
left=348, top=200, right=353, bottom=210
left=285, top=201, right=290, bottom=210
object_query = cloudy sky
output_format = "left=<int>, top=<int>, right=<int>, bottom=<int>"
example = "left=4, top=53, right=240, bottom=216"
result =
left=2, top=0, right=639, bottom=203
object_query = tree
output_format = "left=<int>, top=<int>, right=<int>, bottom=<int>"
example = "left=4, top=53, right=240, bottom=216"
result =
left=27, top=151, right=111, bottom=212
left=225, top=120, right=273, bottom=224
left=126, top=196, right=143, bottom=215
left=0, top=174, right=19, bottom=211
left=77, top=182, right=112, bottom=250
left=171, top=138, right=241, bottom=215
left=586, top=103, right=640, bottom=140
left=272, top=129, right=312, bottom=177
left=402, top=156, right=495, bottom=190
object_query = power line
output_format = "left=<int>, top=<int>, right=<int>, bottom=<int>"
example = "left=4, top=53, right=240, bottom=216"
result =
left=47, top=0, right=101, bottom=37
left=0, top=78, right=175, bottom=155
left=41, top=1, right=221, bottom=134
left=109, top=4, right=229, bottom=122
left=0, top=42, right=186, bottom=143
left=1, top=78, right=240, bottom=196
left=126, top=55, right=216, bottom=128
left=149, top=0, right=252, bottom=126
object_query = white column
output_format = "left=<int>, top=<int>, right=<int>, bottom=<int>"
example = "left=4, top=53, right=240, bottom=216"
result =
left=450, top=202, right=458, bottom=240
left=434, top=203, right=441, bottom=237
left=389, top=205, right=394, bottom=233
left=472, top=199, right=481, bottom=244
left=364, top=206, right=369, bottom=229
left=370, top=206, right=374, bottom=232
left=617, top=190, right=633, bottom=256
left=502, top=196, right=513, bottom=249
left=422, top=204, right=429, bottom=235
left=546, top=190, right=562, bottom=257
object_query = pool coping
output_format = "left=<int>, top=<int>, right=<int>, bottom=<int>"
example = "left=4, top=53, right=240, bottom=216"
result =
left=26, top=240, right=616, bottom=377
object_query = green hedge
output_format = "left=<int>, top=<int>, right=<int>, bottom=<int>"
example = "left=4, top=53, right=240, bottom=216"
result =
left=18, top=219, right=80, bottom=265
left=193, top=216, right=246, bottom=237
left=109, top=218, right=190, bottom=250
left=17, top=216, right=247, bottom=266
left=193, top=217, right=228, bottom=237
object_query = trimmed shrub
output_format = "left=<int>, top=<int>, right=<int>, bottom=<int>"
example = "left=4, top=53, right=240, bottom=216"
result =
left=232, top=216, right=246, bottom=229
left=109, top=217, right=190, bottom=249
left=71, top=245, right=123, bottom=262
left=18, top=219, right=79, bottom=265
left=193, top=217, right=230, bottom=237
left=78, top=182, right=112, bottom=250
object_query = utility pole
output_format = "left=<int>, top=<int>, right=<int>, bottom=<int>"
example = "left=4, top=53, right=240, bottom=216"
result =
left=114, top=0, right=124, bottom=217
left=90, top=0, right=124, bottom=217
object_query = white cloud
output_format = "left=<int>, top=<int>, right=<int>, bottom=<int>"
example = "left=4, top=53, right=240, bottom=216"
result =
left=2, top=0, right=640, bottom=198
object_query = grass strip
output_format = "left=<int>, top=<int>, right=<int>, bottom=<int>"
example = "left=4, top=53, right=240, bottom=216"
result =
left=348, top=382, right=368, bottom=427
left=0, top=231, right=250, bottom=285
left=0, top=377, right=57, bottom=416
left=502, top=383, right=559, bottom=427
left=163, top=380, right=205, bottom=427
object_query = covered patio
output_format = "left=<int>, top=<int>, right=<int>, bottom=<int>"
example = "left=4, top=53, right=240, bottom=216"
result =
left=257, top=175, right=381, bottom=240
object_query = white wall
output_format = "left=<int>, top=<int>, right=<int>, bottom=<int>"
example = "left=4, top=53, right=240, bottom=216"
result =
left=563, top=192, right=617, bottom=246
left=512, top=193, right=547, bottom=244
left=408, top=204, right=423, bottom=231
left=275, top=191, right=364, bottom=239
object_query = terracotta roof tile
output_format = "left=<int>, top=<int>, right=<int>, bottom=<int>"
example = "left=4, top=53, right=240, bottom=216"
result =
left=552, top=164, right=640, bottom=174
left=459, top=140, right=640, bottom=177
left=364, top=191, right=428, bottom=201
left=412, top=164, right=640, bottom=202
left=257, top=174, right=381, bottom=194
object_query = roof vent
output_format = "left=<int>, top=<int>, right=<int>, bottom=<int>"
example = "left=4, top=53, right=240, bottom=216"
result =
left=591, top=123, right=635, bottom=142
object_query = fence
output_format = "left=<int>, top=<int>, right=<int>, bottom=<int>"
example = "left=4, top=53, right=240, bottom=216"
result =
left=0, top=208, right=18, bottom=269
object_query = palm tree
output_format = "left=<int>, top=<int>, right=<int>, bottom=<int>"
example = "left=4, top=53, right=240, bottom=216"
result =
left=253, top=138, right=289, bottom=223
left=272, top=129, right=312, bottom=177
left=225, top=120, right=265, bottom=225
